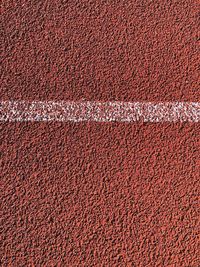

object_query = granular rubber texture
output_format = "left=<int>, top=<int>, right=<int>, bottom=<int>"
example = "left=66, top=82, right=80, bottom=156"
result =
left=1, top=0, right=200, bottom=101
left=1, top=122, right=200, bottom=266
left=1, top=0, right=200, bottom=267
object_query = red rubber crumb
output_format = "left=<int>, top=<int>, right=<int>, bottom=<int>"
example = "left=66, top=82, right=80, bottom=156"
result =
left=1, top=0, right=199, bottom=101
left=1, top=0, right=200, bottom=266
left=1, top=122, right=200, bottom=266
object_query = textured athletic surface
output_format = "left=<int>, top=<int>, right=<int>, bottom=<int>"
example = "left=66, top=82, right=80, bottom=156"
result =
left=1, top=1, right=200, bottom=267
left=1, top=122, right=200, bottom=266
left=1, top=0, right=199, bottom=101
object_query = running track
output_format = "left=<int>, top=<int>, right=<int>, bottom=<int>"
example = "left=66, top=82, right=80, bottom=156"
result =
left=1, top=1, right=200, bottom=266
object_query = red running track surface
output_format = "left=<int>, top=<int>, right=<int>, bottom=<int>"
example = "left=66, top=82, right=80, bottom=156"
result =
left=1, top=1, right=200, bottom=266
left=1, top=0, right=200, bottom=101
left=1, top=122, right=200, bottom=266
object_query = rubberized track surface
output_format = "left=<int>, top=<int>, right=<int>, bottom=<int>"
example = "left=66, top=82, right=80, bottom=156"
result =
left=1, top=1, right=200, bottom=266
left=1, top=0, right=200, bottom=101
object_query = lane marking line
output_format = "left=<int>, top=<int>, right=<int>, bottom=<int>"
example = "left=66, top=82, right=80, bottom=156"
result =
left=0, top=101, right=200, bottom=122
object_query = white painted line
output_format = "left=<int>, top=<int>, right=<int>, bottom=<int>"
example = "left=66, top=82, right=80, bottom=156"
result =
left=0, top=101, right=199, bottom=122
